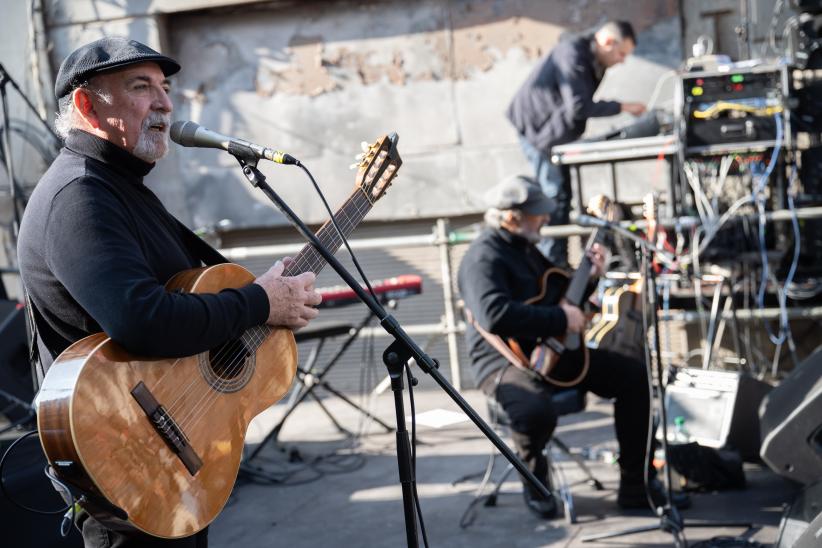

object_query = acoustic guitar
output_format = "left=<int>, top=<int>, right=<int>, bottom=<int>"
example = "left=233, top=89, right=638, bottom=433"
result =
left=506, top=200, right=613, bottom=387
left=36, top=134, right=402, bottom=539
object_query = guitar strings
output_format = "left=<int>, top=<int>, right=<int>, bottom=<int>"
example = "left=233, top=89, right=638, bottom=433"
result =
left=171, top=196, right=368, bottom=432
left=162, top=192, right=368, bottom=423
left=165, top=192, right=374, bottom=435
left=146, top=152, right=389, bottom=434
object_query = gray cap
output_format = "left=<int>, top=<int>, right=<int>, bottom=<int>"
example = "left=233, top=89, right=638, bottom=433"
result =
left=483, top=175, right=556, bottom=215
left=55, top=36, right=180, bottom=99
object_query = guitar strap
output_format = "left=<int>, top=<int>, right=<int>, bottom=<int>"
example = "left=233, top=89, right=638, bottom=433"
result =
left=173, top=219, right=229, bottom=266
left=463, top=306, right=530, bottom=370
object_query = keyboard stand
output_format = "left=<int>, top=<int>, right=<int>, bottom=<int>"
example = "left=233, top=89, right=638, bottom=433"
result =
left=242, top=311, right=394, bottom=477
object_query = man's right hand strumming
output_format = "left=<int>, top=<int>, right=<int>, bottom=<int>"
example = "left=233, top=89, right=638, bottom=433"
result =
left=559, top=299, right=585, bottom=333
left=254, top=258, right=322, bottom=329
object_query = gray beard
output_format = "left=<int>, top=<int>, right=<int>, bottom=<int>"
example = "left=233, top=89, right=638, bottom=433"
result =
left=512, top=225, right=542, bottom=243
left=132, top=113, right=170, bottom=163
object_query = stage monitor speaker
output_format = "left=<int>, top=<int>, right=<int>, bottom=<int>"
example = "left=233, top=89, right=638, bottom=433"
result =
left=759, top=349, right=822, bottom=485
left=0, top=300, right=34, bottom=424
left=664, top=368, right=772, bottom=462
left=775, top=480, right=822, bottom=548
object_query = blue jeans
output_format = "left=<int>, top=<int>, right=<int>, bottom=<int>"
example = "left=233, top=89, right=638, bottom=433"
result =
left=518, top=136, right=571, bottom=266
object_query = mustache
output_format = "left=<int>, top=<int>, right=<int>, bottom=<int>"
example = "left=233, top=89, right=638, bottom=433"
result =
left=142, top=112, right=171, bottom=132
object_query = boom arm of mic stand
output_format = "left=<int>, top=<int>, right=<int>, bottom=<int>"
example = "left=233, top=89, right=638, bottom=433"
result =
left=232, top=155, right=554, bottom=546
left=601, top=221, right=677, bottom=268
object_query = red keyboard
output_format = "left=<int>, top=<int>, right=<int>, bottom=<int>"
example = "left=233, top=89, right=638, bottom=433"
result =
left=317, top=275, right=422, bottom=309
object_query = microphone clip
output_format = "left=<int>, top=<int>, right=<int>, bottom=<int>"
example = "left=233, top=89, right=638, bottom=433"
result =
left=233, top=154, right=265, bottom=188
left=228, top=141, right=260, bottom=166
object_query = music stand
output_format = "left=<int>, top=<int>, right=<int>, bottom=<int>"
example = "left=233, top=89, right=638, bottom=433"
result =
left=579, top=219, right=753, bottom=546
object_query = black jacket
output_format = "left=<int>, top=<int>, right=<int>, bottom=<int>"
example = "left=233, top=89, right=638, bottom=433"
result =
left=507, top=33, right=621, bottom=153
left=17, top=130, right=269, bottom=364
left=457, top=228, right=569, bottom=387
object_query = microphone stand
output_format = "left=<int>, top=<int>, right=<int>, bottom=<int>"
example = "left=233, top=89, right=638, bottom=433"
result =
left=0, top=62, right=59, bottom=239
left=579, top=219, right=752, bottom=546
left=0, top=62, right=60, bottom=301
left=230, top=149, right=555, bottom=548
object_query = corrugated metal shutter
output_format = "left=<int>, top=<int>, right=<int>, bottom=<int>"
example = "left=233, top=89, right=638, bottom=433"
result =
left=220, top=217, right=479, bottom=396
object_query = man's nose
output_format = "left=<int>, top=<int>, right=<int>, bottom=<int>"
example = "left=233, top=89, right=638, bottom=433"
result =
left=154, top=88, right=173, bottom=112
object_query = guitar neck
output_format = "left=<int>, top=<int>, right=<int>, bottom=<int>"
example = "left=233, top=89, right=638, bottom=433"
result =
left=564, top=229, right=599, bottom=306
left=283, top=189, right=372, bottom=277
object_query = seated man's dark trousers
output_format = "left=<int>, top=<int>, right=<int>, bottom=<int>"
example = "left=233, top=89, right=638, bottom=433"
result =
left=479, top=348, right=651, bottom=491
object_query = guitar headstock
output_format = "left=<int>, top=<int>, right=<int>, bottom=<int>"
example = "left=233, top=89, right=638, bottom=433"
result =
left=352, top=133, right=402, bottom=205
left=587, top=194, right=618, bottom=222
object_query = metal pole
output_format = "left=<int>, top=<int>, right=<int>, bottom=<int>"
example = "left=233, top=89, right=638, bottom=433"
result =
left=436, top=218, right=462, bottom=390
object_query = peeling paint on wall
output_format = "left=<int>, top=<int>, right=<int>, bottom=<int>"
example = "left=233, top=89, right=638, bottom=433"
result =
left=257, top=37, right=339, bottom=96
left=249, top=0, right=679, bottom=97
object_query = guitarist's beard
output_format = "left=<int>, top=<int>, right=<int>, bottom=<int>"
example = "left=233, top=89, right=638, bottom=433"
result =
left=509, top=224, right=542, bottom=243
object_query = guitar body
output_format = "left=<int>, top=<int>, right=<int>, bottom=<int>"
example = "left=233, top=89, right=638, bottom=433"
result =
left=508, top=268, right=590, bottom=387
left=37, top=263, right=297, bottom=538
left=586, top=279, right=645, bottom=363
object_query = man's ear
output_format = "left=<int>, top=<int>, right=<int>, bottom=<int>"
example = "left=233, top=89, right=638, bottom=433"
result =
left=73, top=88, right=100, bottom=129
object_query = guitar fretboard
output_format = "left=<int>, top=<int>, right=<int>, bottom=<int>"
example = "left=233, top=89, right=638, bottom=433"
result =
left=283, top=188, right=372, bottom=277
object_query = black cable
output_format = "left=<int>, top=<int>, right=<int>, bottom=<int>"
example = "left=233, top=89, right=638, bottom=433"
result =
left=295, top=160, right=428, bottom=544
left=638, top=246, right=659, bottom=513
left=297, top=163, right=379, bottom=303
left=0, top=430, right=70, bottom=515
left=405, top=363, right=429, bottom=548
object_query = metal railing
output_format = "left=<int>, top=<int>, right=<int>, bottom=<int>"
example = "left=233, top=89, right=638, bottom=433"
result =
left=218, top=206, right=822, bottom=389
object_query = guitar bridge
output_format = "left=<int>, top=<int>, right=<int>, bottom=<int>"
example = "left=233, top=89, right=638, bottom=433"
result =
left=131, top=381, right=203, bottom=476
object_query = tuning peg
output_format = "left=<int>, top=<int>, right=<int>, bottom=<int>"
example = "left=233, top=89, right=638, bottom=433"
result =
left=355, top=152, right=366, bottom=161
left=349, top=162, right=359, bottom=170
left=360, top=141, right=371, bottom=153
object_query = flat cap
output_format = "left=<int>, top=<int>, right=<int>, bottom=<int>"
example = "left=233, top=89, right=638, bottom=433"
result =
left=484, top=175, right=556, bottom=216
left=55, top=36, right=180, bottom=99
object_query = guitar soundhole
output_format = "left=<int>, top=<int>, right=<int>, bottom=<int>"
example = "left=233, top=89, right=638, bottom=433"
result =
left=209, top=339, right=250, bottom=379
left=198, top=337, right=256, bottom=393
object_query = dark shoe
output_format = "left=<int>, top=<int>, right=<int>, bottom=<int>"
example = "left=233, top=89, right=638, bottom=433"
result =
left=617, top=478, right=691, bottom=510
left=522, top=483, right=558, bottom=519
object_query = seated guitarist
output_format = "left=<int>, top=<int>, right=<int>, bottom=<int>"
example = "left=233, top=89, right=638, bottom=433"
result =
left=17, top=37, right=322, bottom=548
left=457, top=175, right=688, bottom=519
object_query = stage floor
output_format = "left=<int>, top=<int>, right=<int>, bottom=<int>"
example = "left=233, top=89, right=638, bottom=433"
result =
left=212, top=385, right=797, bottom=548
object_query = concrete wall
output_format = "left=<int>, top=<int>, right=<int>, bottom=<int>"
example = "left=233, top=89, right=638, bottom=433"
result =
left=681, top=0, right=799, bottom=61
left=0, top=0, right=56, bottom=299
left=37, top=0, right=683, bottom=233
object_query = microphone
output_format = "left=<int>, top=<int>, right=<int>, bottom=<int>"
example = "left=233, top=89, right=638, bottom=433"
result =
left=170, top=121, right=300, bottom=165
left=573, top=213, right=611, bottom=228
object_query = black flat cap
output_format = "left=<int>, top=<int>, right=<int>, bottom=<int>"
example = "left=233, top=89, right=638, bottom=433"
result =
left=484, top=175, right=557, bottom=216
left=55, top=36, right=180, bottom=99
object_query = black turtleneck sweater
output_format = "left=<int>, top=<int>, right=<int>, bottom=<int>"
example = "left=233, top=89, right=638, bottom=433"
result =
left=457, top=227, right=570, bottom=387
left=17, top=130, right=269, bottom=364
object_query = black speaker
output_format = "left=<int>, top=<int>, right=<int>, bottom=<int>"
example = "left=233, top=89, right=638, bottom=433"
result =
left=775, top=480, right=822, bottom=548
left=759, top=349, right=822, bottom=485
left=664, top=368, right=772, bottom=462
left=0, top=300, right=35, bottom=424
